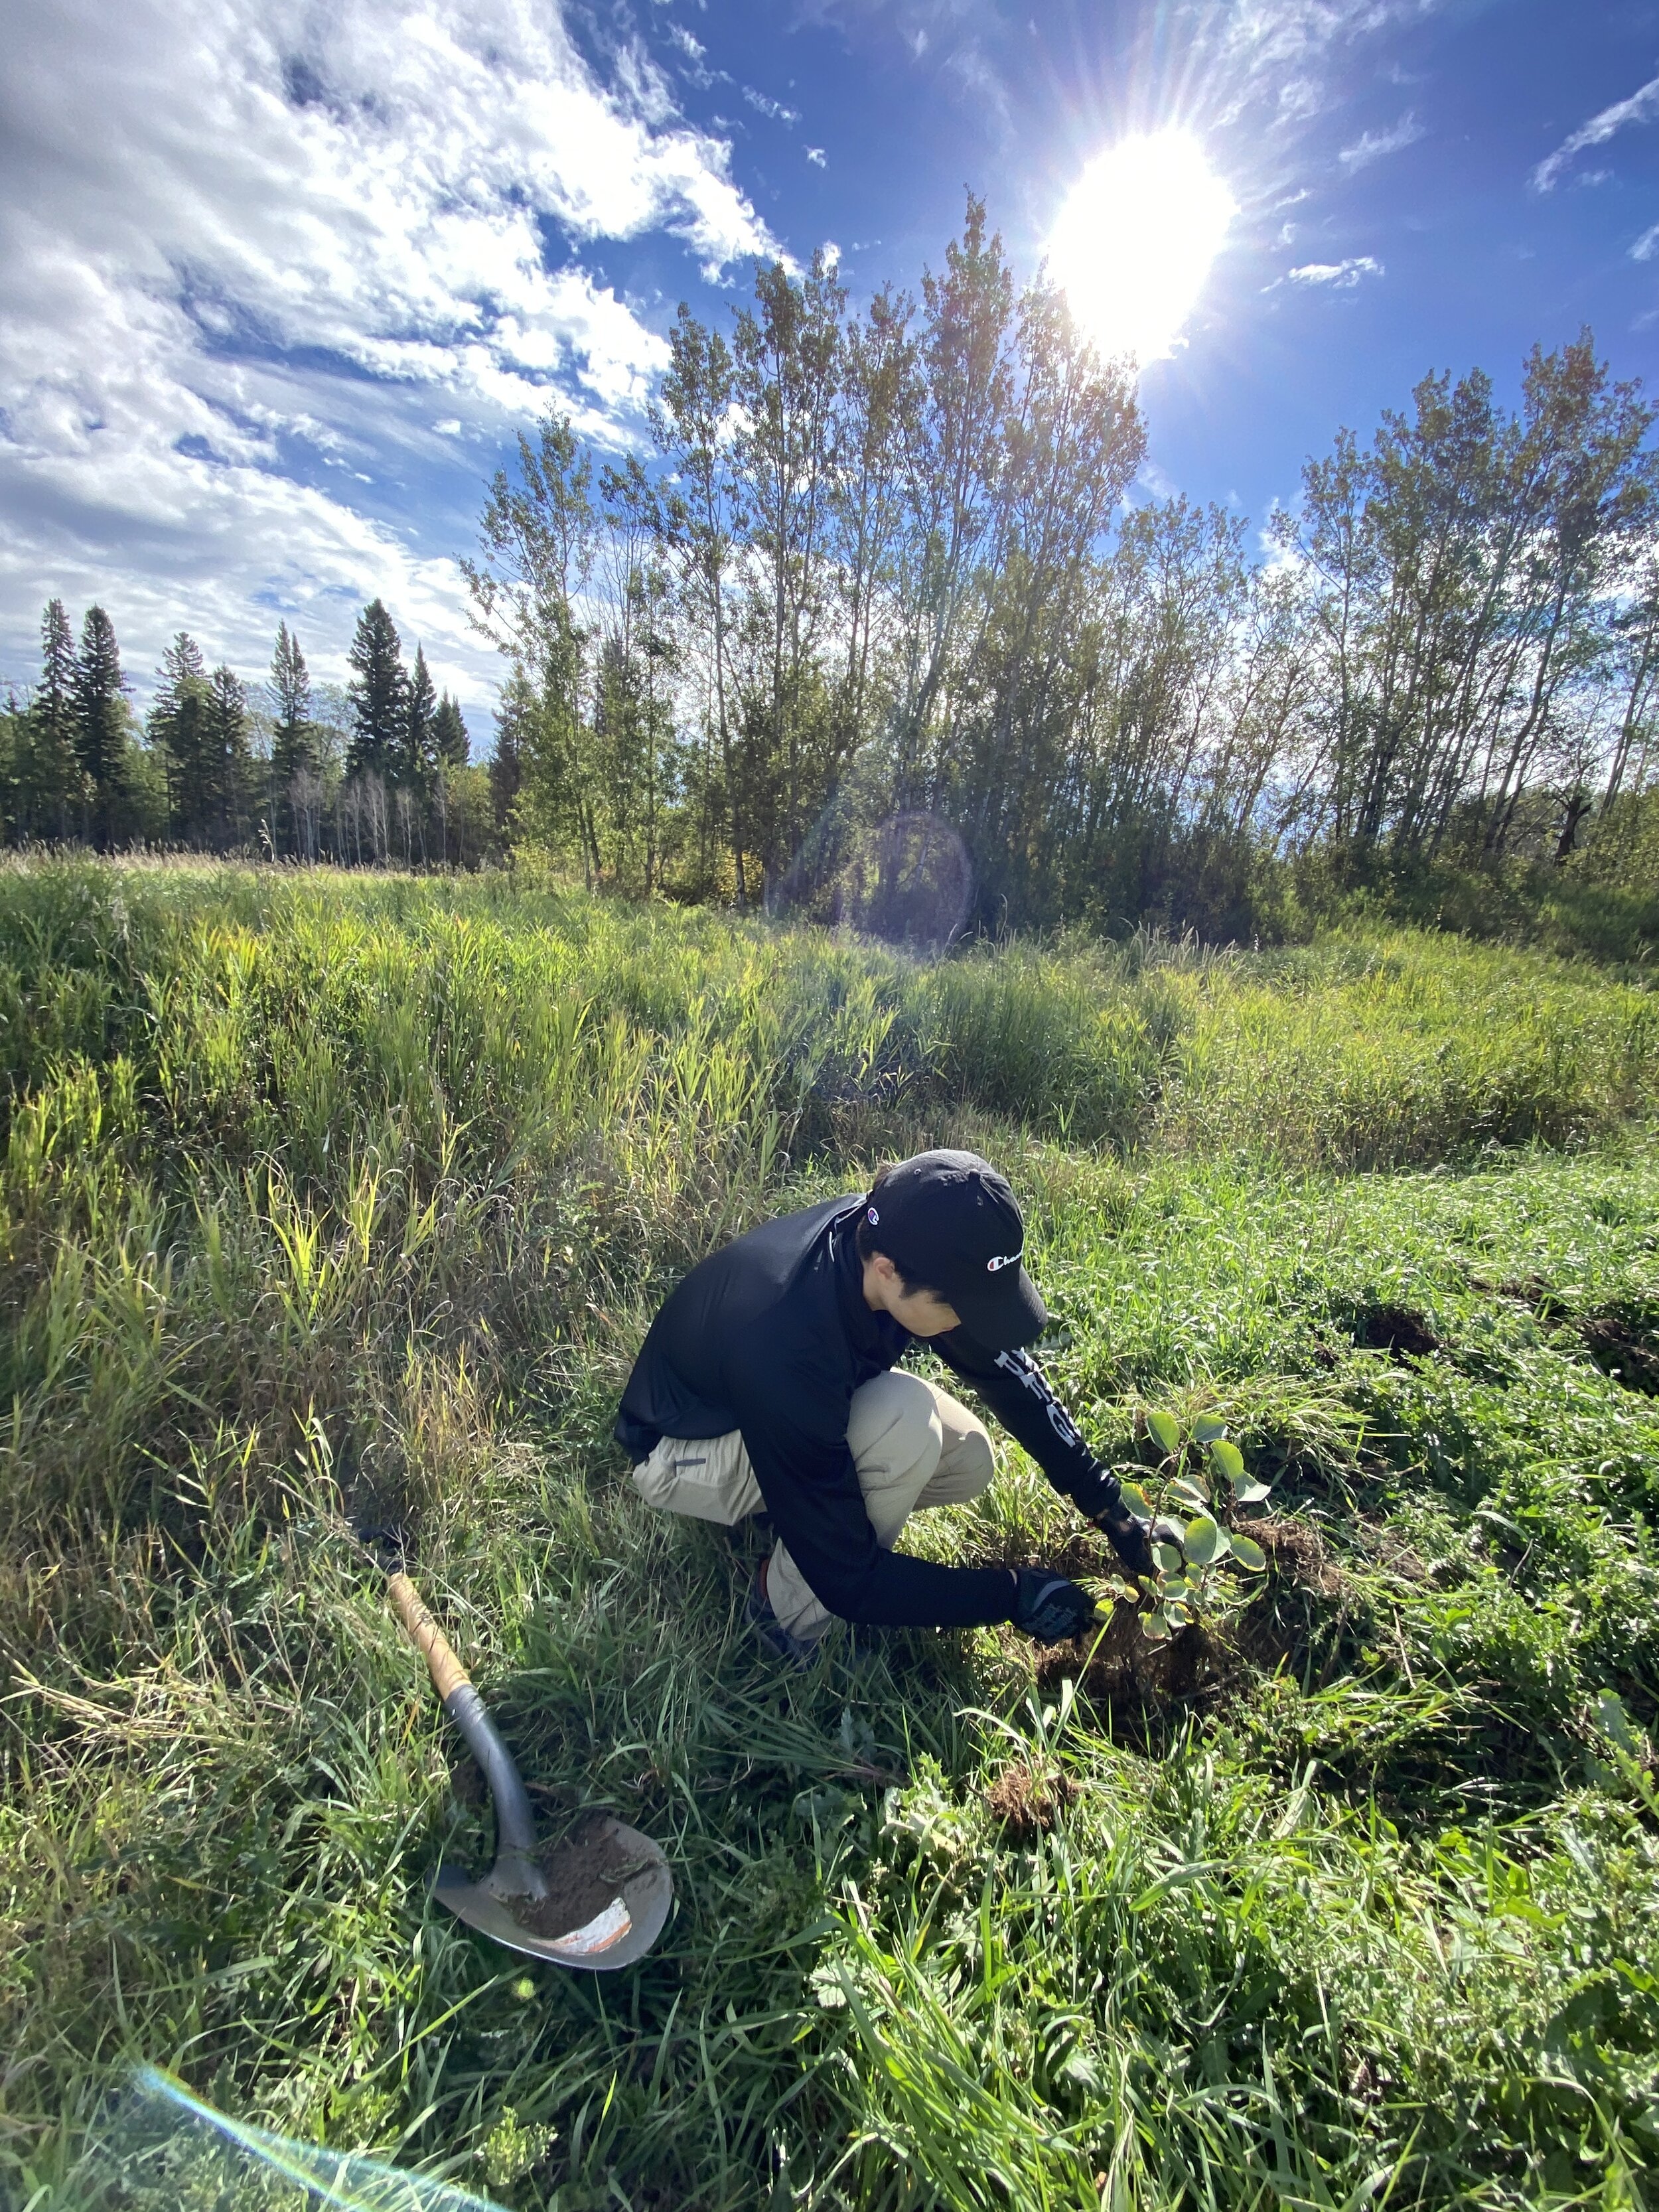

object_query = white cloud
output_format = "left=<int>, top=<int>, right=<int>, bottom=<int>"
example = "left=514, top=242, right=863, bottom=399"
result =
left=743, top=85, right=801, bottom=125
left=806, top=146, right=828, bottom=167
left=1534, top=70, right=1659, bottom=191
left=1288, top=255, right=1384, bottom=285
left=1633, top=223, right=1659, bottom=262
left=1274, top=77, right=1321, bottom=123
left=1338, top=111, right=1423, bottom=170
left=0, top=0, right=780, bottom=711
left=1220, top=0, right=1444, bottom=74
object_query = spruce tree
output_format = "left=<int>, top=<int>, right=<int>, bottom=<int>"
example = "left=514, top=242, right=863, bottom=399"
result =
left=0, top=689, right=23, bottom=842
left=345, top=599, right=407, bottom=780
left=404, top=642, right=436, bottom=794
left=149, top=632, right=212, bottom=843
left=269, top=622, right=315, bottom=779
left=23, top=599, right=82, bottom=838
left=73, top=605, right=127, bottom=848
left=206, top=666, right=250, bottom=846
left=269, top=623, right=316, bottom=855
left=433, top=692, right=469, bottom=768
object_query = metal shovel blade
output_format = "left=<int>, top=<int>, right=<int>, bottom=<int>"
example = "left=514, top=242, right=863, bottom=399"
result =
left=433, top=1818, right=674, bottom=1970
left=387, top=1574, right=674, bottom=1972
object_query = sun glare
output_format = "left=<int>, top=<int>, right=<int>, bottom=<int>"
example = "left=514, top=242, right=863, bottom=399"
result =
left=1047, top=131, right=1236, bottom=369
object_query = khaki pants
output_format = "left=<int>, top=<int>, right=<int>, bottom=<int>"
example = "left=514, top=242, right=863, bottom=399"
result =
left=630, top=1368, right=995, bottom=1641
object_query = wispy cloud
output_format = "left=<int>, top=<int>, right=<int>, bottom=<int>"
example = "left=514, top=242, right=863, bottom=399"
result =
left=1289, top=256, right=1384, bottom=286
left=664, top=20, right=726, bottom=92
left=1275, top=78, right=1323, bottom=126
left=1633, top=222, right=1659, bottom=261
left=1534, top=70, right=1659, bottom=191
left=1338, top=111, right=1423, bottom=171
left=743, top=84, right=800, bottom=125
left=806, top=145, right=827, bottom=167
left=1214, top=0, right=1448, bottom=116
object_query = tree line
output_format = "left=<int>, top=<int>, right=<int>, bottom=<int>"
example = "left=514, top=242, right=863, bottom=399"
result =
left=0, top=598, right=497, bottom=866
left=469, top=198, right=1659, bottom=936
left=5, top=195, right=1656, bottom=936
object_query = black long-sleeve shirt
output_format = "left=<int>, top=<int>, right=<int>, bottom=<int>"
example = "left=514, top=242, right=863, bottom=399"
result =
left=614, top=1195, right=1123, bottom=1627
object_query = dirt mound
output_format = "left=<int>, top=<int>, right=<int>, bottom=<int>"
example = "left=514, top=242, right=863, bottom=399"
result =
left=506, top=1814, right=646, bottom=1940
left=1351, top=1305, right=1441, bottom=1359
left=1581, top=1308, right=1659, bottom=1396
left=985, top=1761, right=1080, bottom=1843
left=1250, top=1513, right=1344, bottom=1597
left=1033, top=1601, right=1240, bottom=1714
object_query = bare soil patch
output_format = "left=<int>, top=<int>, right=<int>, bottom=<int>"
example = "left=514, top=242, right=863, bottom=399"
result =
left=1251, top=1512, right=1344, bottom=1597
left=985, top=1761, right=1080, bottom=1843
left=1581, top=1308, right=1659, bottom=1396
left=1350, top=1305, right=1441, bottom=1359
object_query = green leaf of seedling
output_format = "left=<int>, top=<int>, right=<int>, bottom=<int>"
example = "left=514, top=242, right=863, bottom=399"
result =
left=1230, top=1533, right=1267, bottom=1573
left=1234, top=1479, right=1272, bottom=1505
left=1147, top=1410, right=1182, bottom=1457
left=1153, top=1542, right=1184, bottom=1576
left=1118, top=1481, right=1153, bottom=1524
left=1206, top=1438, right=1244, bottom=1482
left=1192, top=1414, right=1228, bottom=1443
left=1164, top=1599, right=1190, bottom=1629
left=1170, top=1477, right=1210, bottom=1511
left=1184, top=1514, right=1222, bottom=1566
left=1140, top=1608, right=1171, bottom=1645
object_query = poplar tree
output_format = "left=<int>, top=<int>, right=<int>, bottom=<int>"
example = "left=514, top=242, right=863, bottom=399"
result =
left=463, top=412, right=596, bottom=869
left=647, top=312, right=744, bottom=895
left=729, top=249, right=846, bottom=883
left=490, top=674, right=531, bottom=834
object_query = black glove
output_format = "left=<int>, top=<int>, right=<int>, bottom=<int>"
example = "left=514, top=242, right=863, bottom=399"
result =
left=1076, top=1467, right=1186, bottom=1582
left=1094, top=1499, right=1157, bottom=1579
left=1011, top=1567, right=1100, bottom=1645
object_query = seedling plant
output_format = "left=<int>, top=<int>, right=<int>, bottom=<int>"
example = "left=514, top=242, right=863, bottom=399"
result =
left=1116, top=1409, right=1272, bottom=1643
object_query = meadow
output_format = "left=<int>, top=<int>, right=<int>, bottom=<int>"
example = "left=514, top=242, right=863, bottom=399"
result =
left=3, top=857, right=1658, bottom=2211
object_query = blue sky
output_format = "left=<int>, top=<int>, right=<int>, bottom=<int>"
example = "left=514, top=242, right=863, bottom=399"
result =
left=3, top=0, right=1658, bottom=737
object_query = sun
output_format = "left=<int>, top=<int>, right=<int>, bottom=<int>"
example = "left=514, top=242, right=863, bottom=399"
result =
left=1046, top=131, right=1236, bottom=368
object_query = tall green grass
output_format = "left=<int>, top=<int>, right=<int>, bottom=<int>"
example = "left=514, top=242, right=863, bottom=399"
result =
left=3, top=857, right=1658, bottom=2210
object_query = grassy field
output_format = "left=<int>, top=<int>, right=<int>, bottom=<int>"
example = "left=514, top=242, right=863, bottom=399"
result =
left=3, top=857, right=1658, bottom=2211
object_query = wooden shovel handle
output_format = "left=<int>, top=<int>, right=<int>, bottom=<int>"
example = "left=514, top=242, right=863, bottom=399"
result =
left=388, top=1573, right=471, bottom=1702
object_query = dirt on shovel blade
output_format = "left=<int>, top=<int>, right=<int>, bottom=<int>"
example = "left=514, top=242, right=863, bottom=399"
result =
left=506, top=1814, right=650, bottom=1940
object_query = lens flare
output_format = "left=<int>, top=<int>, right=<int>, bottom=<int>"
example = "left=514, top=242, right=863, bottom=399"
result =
left=1046, top=131, right=1236, bottom=368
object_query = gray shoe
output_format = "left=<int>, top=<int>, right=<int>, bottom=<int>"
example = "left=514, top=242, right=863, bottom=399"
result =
left=745, top=1559, right=824, bottom=1670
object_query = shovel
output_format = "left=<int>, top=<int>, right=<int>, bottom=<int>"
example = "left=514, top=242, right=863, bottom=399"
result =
left=388, top=1573, right=673, bottom=1970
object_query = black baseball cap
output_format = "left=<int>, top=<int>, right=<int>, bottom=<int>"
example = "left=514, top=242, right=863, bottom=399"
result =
left=861, top=1149, right=1047, bottom=1351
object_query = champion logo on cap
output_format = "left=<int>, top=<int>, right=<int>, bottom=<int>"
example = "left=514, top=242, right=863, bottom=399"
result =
left=866, top=1205, right=880, bottom=1224
left=985, top=1251, right=1021, bottom=1272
